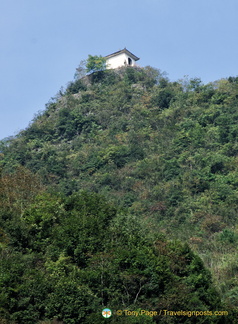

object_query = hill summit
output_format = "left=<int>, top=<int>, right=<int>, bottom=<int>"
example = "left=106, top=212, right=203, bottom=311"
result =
left=0, top=66, right=238, bottom=322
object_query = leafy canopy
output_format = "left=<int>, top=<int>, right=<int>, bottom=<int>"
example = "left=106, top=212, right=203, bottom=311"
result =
left=86, top=54, right=106, bottom=73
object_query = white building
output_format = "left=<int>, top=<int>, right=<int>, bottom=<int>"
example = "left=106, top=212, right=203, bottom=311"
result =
left=105, top=48, right=140, bottom=69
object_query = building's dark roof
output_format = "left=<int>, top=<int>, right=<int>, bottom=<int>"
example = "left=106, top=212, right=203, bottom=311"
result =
left=105, top=48, right=140, bottom=61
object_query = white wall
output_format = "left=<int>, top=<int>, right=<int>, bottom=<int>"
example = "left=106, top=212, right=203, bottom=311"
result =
left=106, top=53, right=136, bottom=69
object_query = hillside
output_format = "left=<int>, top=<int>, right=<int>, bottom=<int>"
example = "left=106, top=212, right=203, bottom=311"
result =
left=0, top=66, right=238, bottom=323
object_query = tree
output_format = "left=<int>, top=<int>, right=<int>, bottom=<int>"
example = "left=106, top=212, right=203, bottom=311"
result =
left=86, top=55, right=106, bottom=74
left=74, top=60, right=87, bottom=80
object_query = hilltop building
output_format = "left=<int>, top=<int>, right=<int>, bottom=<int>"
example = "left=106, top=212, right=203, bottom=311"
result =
left=105, top=48, right=139, bottom=69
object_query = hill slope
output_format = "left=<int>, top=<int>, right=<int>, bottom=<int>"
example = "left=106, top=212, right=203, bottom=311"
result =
left=1, top=67, right=238, bottom=322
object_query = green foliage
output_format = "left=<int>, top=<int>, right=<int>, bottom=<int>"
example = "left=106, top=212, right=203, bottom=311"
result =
left=151, top=88, right=174, bottom=109
left=1, top=66, right=238, bottom=321
left=86, top=55, right=106, bottom=74
left=66, top=79, right=87, bottom=94
left=0, top=190, right=226, bottom=323
left=218, top=229, right=238, bottom=244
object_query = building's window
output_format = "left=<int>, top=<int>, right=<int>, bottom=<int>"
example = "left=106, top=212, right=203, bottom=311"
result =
left=128, top=57, right=132, bottom=65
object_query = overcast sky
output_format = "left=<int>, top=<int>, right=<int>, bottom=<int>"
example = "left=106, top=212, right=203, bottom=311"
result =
left=1, top=0, right=238, bottom=140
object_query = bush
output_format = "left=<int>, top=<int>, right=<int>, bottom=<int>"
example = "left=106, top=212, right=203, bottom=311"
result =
left=66, top=79, right=87, bottom=94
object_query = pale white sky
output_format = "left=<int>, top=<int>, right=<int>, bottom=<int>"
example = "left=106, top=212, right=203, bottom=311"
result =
left=1, top=0, right=238, bottom=139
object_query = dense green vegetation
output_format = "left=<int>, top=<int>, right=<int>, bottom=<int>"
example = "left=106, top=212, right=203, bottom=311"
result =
left=1, top=64, right=238, bottom=322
